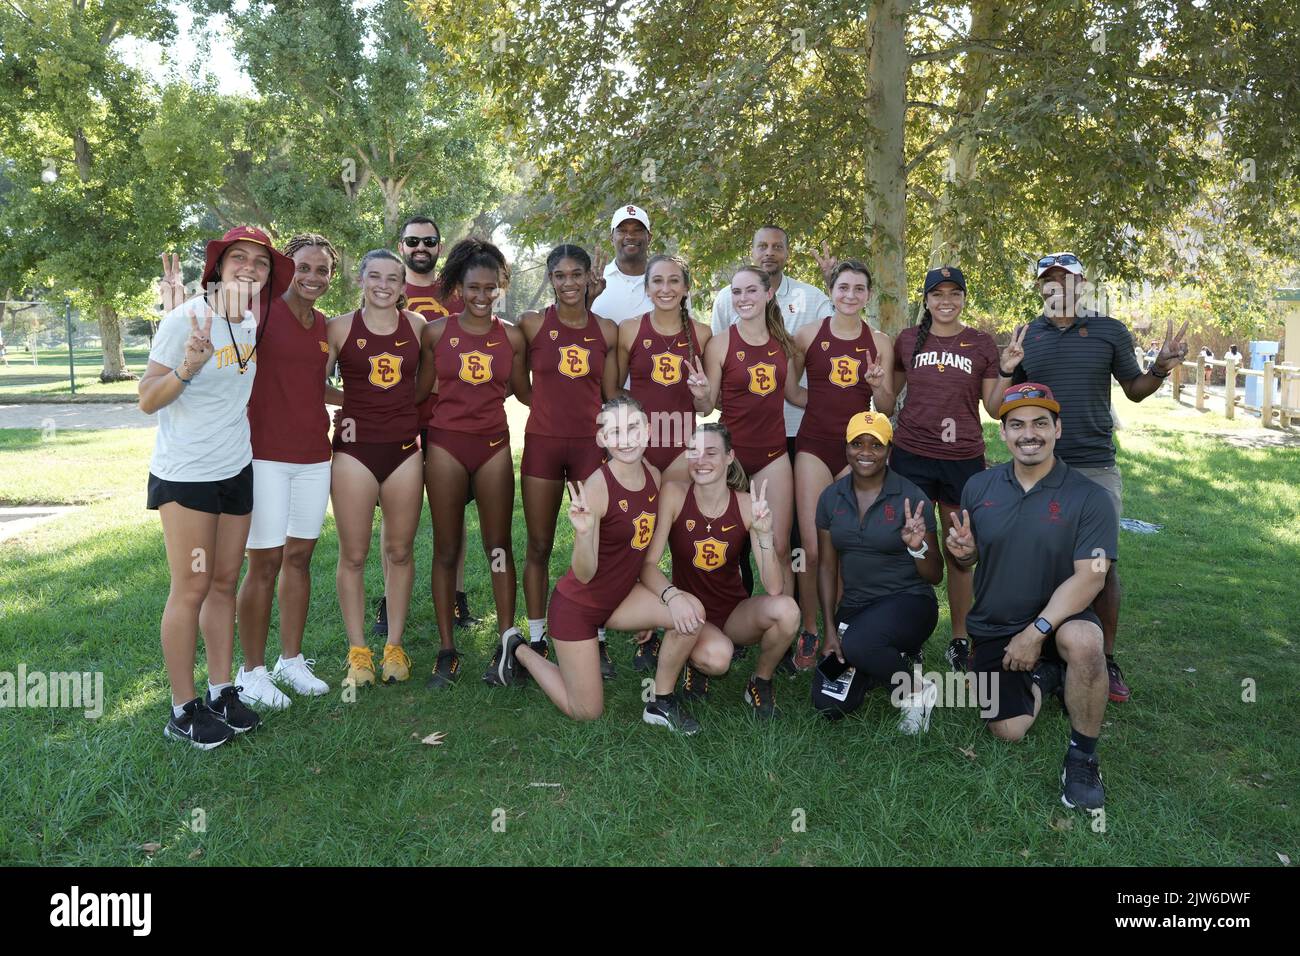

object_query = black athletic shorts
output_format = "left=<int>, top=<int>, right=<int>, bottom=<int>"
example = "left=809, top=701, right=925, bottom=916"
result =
left=970, top=609, right=1102, bottom=723
left=888, top=445, right=985, bottom=507
left=147, top=463, right=254, bottom=516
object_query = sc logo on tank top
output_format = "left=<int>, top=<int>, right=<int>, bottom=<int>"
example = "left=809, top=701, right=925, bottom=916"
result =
left=692, top=537, right=728, bottom=571
left=650, top=352, right=683, bottom=386
left=459, top=351, right=493, bottom=384
left=368, top=353, right=403, bottom=390
left=629, top=511, right=656, bottom=550
left=747, top=362, right=777, bottom=396
left=558, top=345, right=591, bottom=379
left=830, top=355, right=861, bottom=388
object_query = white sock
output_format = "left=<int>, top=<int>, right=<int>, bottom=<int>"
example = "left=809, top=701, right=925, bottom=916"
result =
left=597, top=627, right=606, bottom=643
left=208, top=682, right=231, bottom=701
left=528, top=618, right=546, bottom=642
left=172, top=699, right=192, bottom=718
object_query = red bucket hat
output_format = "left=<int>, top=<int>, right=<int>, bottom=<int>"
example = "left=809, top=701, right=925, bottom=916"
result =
left=201, top=226, right=295, bottom=304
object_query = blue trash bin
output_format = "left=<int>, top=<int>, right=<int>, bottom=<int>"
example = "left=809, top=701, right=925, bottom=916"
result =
left=1244, top=340, right=1279, bottom=408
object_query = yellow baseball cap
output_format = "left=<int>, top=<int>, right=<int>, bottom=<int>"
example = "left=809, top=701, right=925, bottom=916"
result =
left=845, top=411, right=893, bottom=446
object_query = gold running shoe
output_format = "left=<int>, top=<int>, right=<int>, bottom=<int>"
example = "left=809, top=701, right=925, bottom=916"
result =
left=345, top=646, right=376, bottom=687
left=381, top=644, right=413, bottom=684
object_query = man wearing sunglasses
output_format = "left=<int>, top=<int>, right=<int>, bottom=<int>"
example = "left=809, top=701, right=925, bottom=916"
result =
left=371, top=216, right=479, bottom=640
left=995, top=252, right=1188, bottom=705
left=947, top=383, right=1117, bottom=812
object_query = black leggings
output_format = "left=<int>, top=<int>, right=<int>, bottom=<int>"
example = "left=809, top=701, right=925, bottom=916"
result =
left=810, top=591, right=938, bottom=718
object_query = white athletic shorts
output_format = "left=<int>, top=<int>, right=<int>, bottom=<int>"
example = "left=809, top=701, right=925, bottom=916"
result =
left=247, top=459, right=332, bottom=549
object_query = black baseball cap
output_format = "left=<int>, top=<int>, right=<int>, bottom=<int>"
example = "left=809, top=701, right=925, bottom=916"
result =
left=923, top=265, right=966, bottom=295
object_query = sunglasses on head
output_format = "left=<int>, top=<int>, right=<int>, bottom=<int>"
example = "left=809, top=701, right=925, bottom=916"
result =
left=403, top=236, right=441, bottom=248
left=1009, top=387, right=1051, bottom=400
left=1037, top=253, right=1080, bottom=270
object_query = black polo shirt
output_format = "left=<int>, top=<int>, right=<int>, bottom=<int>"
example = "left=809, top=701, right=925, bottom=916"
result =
left=1013, top=312, right=1142, bottom=467
left=815, top=468, right=937, bottom=611
left=961, top=458, right=1118, bottom=638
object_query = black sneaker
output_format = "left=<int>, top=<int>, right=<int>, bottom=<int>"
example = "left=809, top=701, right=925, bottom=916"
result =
left=680, top=662, right=710, bottom=702
left=1060, top=748, right=1105, bottom=811
left=944, top=637, right=969, bottom=673
left=372, top=595, right=388, bottom=637
left=164, top=698, right=235, bottom=750
left=776, top=648, right=798, bottom=676
left=454, top=591, right=481, bottom=629
left=1032, top=658, right=1065, bottom=702
left=426, top=649, right=462, bottom=691
left=208, top=686, right=260, bottom=734
left=598, top=642, right=616, bottom=680
left=793, top=630, right=820, bottom=670
left=632, top=631, right=661, bottom=672
left=744, top=676, right=779, bottom=719
left=496, top=627, right=526, bottom=686
left=642, top=694, right=700, bottom=735
left=515, top=637, right=549, bottom=686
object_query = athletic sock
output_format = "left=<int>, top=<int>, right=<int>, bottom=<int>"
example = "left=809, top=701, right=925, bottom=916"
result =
left=207, top=682, right=231, bottom=702
left=1069, top=728, right=1098, bottom=756
left=528, top=618, right=546, bottom=642
left=653, top=690, right=675, bottom=705
left=597, top=627, right=606, bottom=644
left=173, top=698, right=197, bottom=719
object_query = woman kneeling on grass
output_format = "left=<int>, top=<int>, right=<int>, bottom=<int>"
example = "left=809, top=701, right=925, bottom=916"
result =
left=140, top=226, right=294, bottom=749
left=634, top=423, right=800, bottom=720
left=493, top=396, right=691, bottom=729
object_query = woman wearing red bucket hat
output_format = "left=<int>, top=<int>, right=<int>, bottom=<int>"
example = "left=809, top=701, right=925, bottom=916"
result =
left=139, top=226, right=294, bottom=749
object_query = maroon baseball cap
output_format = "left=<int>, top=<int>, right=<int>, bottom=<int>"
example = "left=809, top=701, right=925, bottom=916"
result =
left=201, top=226, right=294, bottom=302
left=998, top=382, right=1061, bottom=418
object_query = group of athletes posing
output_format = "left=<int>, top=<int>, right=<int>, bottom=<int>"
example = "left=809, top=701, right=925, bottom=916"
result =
left=140, top=204, right=1190, bottom=812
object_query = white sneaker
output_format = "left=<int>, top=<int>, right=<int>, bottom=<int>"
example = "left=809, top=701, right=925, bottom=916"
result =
left=897, top=678, right=938, bottom=735
left=272, top=654, right=330, bottom=696
left=236, top=665, right=291, bottom=710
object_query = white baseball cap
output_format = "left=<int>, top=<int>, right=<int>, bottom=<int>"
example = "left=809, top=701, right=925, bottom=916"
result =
left=1036, top=252, right=1084, bottom=278
left=610, top=204, right=651, bottom=231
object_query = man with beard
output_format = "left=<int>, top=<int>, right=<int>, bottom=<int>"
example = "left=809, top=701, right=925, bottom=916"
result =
left=946, top=383, right=1117, bottom=811
left=590, top=204, right=654, bottom=322
left=996, top=253, right=1188, bottom=704
left=372, top=216, right=478, bottom=639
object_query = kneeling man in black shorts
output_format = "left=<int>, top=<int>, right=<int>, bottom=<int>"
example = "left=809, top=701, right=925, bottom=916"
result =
left=945, top=383, right=1117, bottom=811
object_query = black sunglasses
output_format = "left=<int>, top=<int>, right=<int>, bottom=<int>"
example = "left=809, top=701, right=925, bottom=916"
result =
left=1037, top=253, right=1080, bottom=270
left=1008, top=387, right=1051, bottom=400
left=403, top=236, right=441, bottom=248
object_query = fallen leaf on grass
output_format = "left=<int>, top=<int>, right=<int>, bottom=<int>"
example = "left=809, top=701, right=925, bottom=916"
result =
left=188, top=848, right=203, bottom=860
left=139, top=842, right=161, bottom=855
left=1261, top=772, right=1274, bottom=781
left=528, top=782, right=561, bottom=788
left=1278, top=853, right=1291, bottom=866
left=1019, top=848, right=1031, bottom=858
left=958, top=746, right=977, bottom=760
left=1049, top=815, right=1074, bottom=832
left=1184, top=667, right=1197, bottom=673
left=421, top=731, right=447, bottom=746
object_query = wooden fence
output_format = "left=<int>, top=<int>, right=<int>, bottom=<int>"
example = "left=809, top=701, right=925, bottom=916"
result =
left=1170, top=358, right=1300, bottom=427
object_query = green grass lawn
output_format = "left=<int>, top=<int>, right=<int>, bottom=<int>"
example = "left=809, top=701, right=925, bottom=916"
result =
left=0, top=347, right=149, bottom=398
left=0, top=391, right=1296, bottom=866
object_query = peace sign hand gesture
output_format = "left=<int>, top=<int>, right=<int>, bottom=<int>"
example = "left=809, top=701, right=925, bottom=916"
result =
left=901, top=497, right=928, bottom=551
left=182, top=303, right=215, bottom=375
left=1000, top=324, right=1027, bottom=375
left=159, top=252, right=186, bottom=314
left=587, top=249, right=609, bottom=302
left=1153, top=318, right=1190, bottom=375
left=686, top=355, right=710, bottom=401
left=815, top=241, right=839, bottom=287
left=945, top=508, right=976, bottom=562
left=865, top=360, right=886, bottom=388
left=750, top=478, right=773, bottom=537
left=566, top=480, right=595, bottom=537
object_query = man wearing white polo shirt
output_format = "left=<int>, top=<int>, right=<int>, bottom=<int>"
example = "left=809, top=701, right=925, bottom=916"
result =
left=710, top=225, right=833, bottom=442
left=590, top=204, right=655, bottom=322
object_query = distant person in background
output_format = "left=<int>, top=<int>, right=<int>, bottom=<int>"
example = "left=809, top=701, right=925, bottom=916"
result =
left=590, top=204, right=654, bottom=322
left=996, top=252, right=1187, bottom=705
left=1225, top=344, right=1243, bottom=366
left=1201, top=346, right=1214, bottom=386
left=1143, top=341, right=1159, bottom=372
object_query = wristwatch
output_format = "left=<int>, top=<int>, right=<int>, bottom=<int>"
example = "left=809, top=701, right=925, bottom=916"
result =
left=907, top=540, right=929, bottom=559
left=1033, top=616, right=1053, bottom=636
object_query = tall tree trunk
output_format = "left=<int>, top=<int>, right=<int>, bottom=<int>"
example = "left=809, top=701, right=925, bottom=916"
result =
left=380, top=178, right=403, bottom=239
left=926, top=0, right=1006, bottom=269
left=865, top=0, right=910, bottom=335
left=96, top=298, right=133, bottom=382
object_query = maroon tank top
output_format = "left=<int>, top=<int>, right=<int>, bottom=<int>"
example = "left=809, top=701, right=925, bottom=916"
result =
left=526, top=305, right=606, bottom=438
left=797, top=317, right=879, bottom=442
left=720, top=324, right=787, bottom=448
left=431, top=314, right=513, bottom=434
left=669, top=485, right=748, bottom=621
left=249, top=298, right=330, bottom=463
left=555, top=461, right=659, bottom=611
left=336, top=309, right=420, bottom=443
